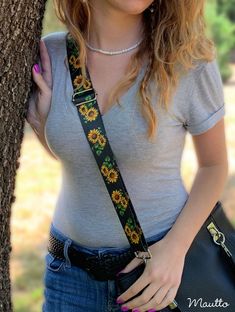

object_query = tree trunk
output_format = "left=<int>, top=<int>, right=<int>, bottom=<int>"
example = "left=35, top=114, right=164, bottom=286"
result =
left=0, top=1, right=47, bottom=310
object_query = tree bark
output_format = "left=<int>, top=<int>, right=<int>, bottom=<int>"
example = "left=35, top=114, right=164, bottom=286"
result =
left=0, top=1, right=47, bottom=310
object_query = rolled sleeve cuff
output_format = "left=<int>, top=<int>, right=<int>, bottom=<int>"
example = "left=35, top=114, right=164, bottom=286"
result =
left=186, top=104, right=225, bottom=135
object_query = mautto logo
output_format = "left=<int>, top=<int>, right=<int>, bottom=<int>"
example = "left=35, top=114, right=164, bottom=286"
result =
left=187, top=298, right=230, bottom=308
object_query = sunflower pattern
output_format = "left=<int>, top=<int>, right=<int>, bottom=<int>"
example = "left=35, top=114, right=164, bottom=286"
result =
left=124, top=218, right=143, bottom=244
left=83, top=79, right=92, bottom=90
left=73, top=74, right=83, bottom=89
left=69, top=55, right=81, bottom=69
left=67, top=33, right=144, bottom=248
left=73, top=74, right=92, bottom=91
left=101, top=156, right=119, bottom=184
left=78, top=101, right=99, bottom=123
left=111, top=189, right=129, bottom=216
left=87, top=127, right=107, bottom=155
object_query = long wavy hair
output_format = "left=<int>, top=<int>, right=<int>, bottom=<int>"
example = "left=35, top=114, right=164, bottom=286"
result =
left=53, top=0, right=215, bottom=141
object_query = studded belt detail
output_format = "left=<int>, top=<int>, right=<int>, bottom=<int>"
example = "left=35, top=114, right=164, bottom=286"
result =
left=48, top=232, right=136, bottom=281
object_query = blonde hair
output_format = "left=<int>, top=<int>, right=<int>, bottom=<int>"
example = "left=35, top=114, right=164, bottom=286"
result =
left=53, top=0, right=215, bottom=141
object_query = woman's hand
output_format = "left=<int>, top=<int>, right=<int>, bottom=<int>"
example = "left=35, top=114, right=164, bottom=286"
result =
left=26, top=39, right=52, bottom=134
left=116, top=236, right=186, bottom=311
left=26, top=39, right=57, bottom=159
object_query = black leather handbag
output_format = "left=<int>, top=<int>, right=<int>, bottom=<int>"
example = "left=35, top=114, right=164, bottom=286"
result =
left=115, top=202, right=235, bottom=312
left=66, top=32, right=235, bottom=312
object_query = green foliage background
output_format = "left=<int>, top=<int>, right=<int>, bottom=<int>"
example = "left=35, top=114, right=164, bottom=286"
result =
left=217, top=0, right=235, bottom=22
left=206, top=0, right=235, bottom=81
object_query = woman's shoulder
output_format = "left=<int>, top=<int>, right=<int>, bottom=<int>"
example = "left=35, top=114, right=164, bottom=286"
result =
left=186, top=57, right=223, bottom=103
left=177, top=57, right=222, bottom=98
left=41, top=31, right=69, bottom=70
left=42, top=30, right=68, bottom=45
left=185, top=57, right=221, bottom=83
left=173, top=57, right=225, bottom=135
left=41, top=31, right=68, bottom=58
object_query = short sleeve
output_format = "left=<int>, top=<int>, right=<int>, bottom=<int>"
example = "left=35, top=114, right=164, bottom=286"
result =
left=41, top=31, right=68, bottom=74
left=183, top=59, right=225, bottom=135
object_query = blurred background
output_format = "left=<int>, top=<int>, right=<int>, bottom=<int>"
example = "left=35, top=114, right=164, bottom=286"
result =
left=11, top=0, right=235, bottom=311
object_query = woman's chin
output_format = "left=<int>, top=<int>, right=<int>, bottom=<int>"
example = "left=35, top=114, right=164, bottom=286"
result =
left=109, top=0, right=153, bottom=15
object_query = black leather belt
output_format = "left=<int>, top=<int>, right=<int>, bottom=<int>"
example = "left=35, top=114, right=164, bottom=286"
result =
left=47, top=232, right=137, bottom=281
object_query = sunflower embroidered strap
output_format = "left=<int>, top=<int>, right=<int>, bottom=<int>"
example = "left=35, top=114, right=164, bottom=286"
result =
left=66, top=32, right=151, bottom=257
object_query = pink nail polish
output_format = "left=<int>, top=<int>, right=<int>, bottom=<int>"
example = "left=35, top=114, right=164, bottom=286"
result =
left=121, top=306, right=129, bottom=311
left=33, top=64, right=40, bottom=73
left=133, top=309, right=140, bottom=312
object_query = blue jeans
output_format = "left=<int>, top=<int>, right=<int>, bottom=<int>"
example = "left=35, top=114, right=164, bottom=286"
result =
left=42, top=223, right=171, bottom=312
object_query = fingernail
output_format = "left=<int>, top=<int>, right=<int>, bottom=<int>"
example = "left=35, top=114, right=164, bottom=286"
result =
left=116, top=270, right=124, bottom=276
left=33, top=64, right=40, bottom=73
left=133, top=309, right=140, bottom=312
left=148, top=309, right=156, bottom=312
left=116, top=298, right=124, bottom=304
left=121, top=306, right=129, bottom=311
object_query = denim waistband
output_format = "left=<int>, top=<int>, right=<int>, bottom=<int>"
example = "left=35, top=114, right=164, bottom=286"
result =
left=49, top=222, right=171, bottom=257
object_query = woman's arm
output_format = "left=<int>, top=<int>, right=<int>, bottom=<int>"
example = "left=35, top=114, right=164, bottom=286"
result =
left=116, top=60, right=228, bottom=312
left=162, top=117, right=228, bottom=254
left=116, top=117, right=228, bottom=312
left=26, top=40, right=57, bottom=161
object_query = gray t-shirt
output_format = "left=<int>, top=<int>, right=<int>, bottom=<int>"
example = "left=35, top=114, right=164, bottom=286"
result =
left=42, top=31, right=225, bottom=248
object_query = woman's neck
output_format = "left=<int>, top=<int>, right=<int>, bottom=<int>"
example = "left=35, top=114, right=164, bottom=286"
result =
left=86, top=1, right=144, bottom=51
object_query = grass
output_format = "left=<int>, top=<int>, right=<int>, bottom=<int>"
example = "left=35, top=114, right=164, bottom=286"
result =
left=10, top=2, right=235, bottom=311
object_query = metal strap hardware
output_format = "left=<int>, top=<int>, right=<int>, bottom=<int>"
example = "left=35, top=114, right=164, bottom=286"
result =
left=207, top=222, right=233, bottom=258
left=134, top=248, right=153, bottom=264
left=72, top=88, right=97, bottom=106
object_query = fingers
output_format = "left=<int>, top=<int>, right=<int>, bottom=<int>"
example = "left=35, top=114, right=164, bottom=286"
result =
left=121, top=283, right=168, bottom=312
left=149, top=284, right=169, bottom=306
left=122, top=284, right=177, bottom=312
left=134, top=282, right=163, bottom=307
left=154, top=286, right=178, bottom=310
left=39, top=39, right=52, bottom=89
left=116, top=263, right=150, bottom=305
left=26, top=41, right=53, bottom=134
left=118, top=257, right=144, bottom=274
left=32, top=64, right=51, bottom=95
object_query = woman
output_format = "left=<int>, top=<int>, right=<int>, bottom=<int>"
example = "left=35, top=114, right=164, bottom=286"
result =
left=26, top=0, right=228, bottom=311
